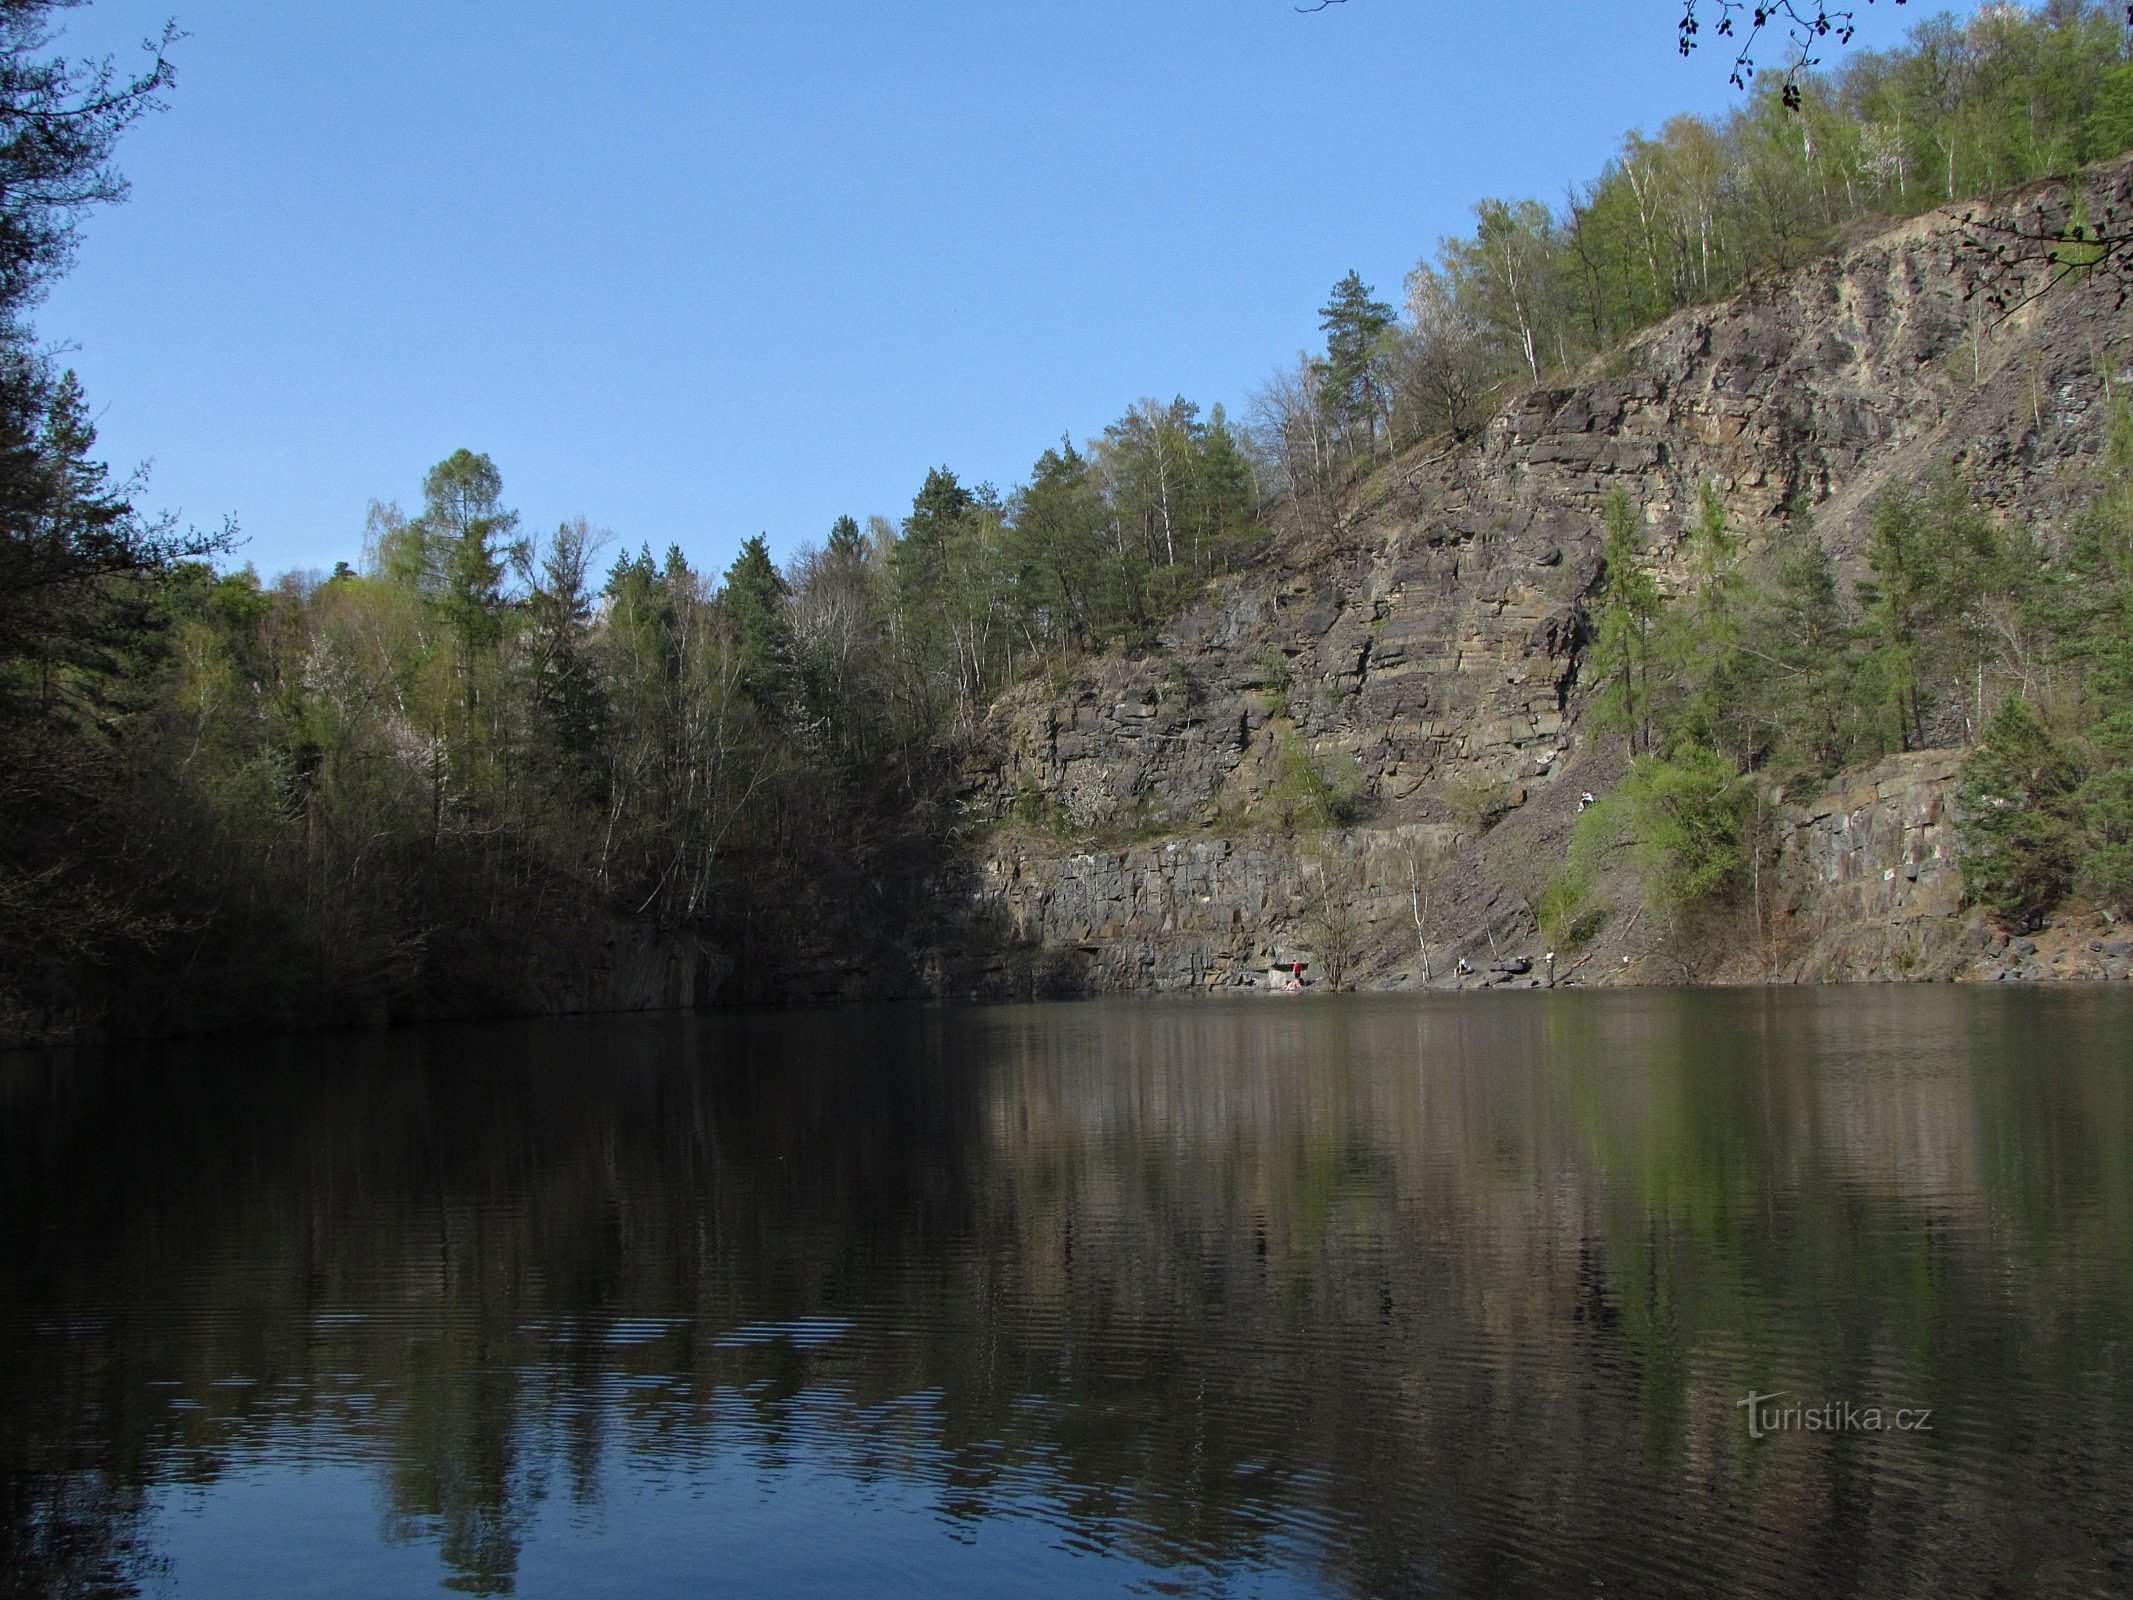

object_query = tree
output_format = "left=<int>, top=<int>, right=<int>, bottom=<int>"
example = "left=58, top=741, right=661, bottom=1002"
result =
left=1652, top=482, right=1747, bottom=759
left=1096, top=396, right=1255, bottom=595
left=721, top=533, right=791, bottom=711
left=1010, top=437, right=1110, bottom=649
left=1857, top=488, right=1935, bottom=752
left=1315, top=270, right=1395, bottom=449
left=826, top=513, right=866, bottom=563
left=419, top=448, right=518, bottom=652
left=885, top=465, right=1019, bottom=734
left=0, top=6, right=203, bottom=690
left=1182, top=405, right=1258, bottom=570
left=1447, top=198, right=1563, bottom=383
left=1099, top=400, right=1193, bottom=574
left=895, top=467, right=972, bottom=595
left=0, top=370, right=163, bottom=707
left=1571, top=743, right=1752, bottom=918
left=1398, top=263, right=1493, bottom=439
left=789, top=514, right=887, bottom=761
left=2061, top=403, right=2133, bottom=911
left=516, top=516, right=606, bottom=797
left=1591, top=489, right=1663, bottom=757
left=1857, top=478, right=2001, bottom=752
left=1247, top=354, right=1340, bottom=535
left=1399, top=836, right=1449, bottom=980
left=1740, top=513, right=1866, bottom=781
left=0, top=3, right=201, bottom=1032
left=1298, top=837, right=1364, bottom=991
left=0, top=2, right=177, bottom=318
left=1958, top=697, right=2082, bottom=928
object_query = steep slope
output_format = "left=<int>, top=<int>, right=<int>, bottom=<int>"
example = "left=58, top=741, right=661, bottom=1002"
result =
left=935, top=164, right=2133, bottom=996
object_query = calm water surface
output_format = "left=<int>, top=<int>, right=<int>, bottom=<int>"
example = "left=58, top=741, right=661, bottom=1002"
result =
left=2, top=989, right=2130, bottom=1598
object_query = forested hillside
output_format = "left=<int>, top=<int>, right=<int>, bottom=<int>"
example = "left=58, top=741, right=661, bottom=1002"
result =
left=1267, top=0, right=2133, bottom=487
left=10, top=2, right=2133, bottom=1041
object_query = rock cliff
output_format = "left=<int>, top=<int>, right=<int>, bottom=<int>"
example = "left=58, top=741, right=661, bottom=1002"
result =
left=930, top=166, right=2133, bottom=995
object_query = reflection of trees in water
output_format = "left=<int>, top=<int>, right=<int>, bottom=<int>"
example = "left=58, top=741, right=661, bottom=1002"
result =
left=1, top=992, right=2129, bottom=1597
left=0, top=1464, right=164, bottom=1599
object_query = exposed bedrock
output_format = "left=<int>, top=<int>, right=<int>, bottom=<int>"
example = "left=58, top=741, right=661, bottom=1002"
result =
left=930, top=170, right=2133, bottom=994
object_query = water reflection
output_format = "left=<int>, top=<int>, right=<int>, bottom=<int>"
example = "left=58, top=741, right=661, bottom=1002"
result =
left=1, top=990, right=2128, bottom=1597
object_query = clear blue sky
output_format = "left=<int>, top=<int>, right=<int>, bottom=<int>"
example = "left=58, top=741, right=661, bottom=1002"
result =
left=40, top=0, right=1927, bottom=581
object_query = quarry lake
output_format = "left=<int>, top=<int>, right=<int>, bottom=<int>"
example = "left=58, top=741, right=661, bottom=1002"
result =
left=2, top=989, right=2129, bottom=1599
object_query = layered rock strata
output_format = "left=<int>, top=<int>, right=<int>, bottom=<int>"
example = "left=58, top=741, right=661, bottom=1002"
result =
left=938, top=169, right=2133, bottom=994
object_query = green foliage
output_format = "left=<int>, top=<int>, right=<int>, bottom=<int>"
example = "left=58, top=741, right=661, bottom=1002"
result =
left=517, top=517, right=606, bottom=796
left=1914, top=402, right=2133, bottom=926
left=1517, top=402, right=2116, bottom=934
left=1958, top=698, right=2082, bottom=928
left=1855, top=478, right=2007, bottom=753
left=1296, top=835, right=1366, bottom=991
left=1536, top=870, right=1598, bottom=953
left=1592, top=488, right=1663, bottom=757
left=2073, top=765, right=2133, bottom=913
left=825, top=514, right=865, bottom=562
left=2066, top=405, right=2133, bottom=716
left=5, top=376, right=1271, bottom=1033
left=0, top=14, right=224, bottom=1031
left=1653, top=483, right=1747, bottom=753
left=1159, top=657, right=1197, bottom=712
left=1736, top=515, right=1874, bottom=782
left=1315, top=271, right=1396, bottom=447
left=867, top=402, right=1260, bottom=736
left=1008, top=438, right=1109, bottom=650
left=1442, top=198, right=1561, bottom=383
left=892, top=465, right=974, bottom=619
left=1248, top=2, right=2133, bottom=506
left=1576, top=745, right=1752, bottom=916
left=722, top=534, right=791, bottom=710
left=423, top=450, right=517, bottom=640
left=2087, top=60, right=2133, bottom=160
left=1563, top=442, right=2133, bottom=933
left=28, top=0, right=2133, bottom=1032
left=1439, top=773, right=1512, bottom=837
left=1267, top=734, right=1362, bottom=833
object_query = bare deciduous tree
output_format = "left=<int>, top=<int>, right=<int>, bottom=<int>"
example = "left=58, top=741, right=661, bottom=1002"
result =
left=1398, top=836, right=1450, bottom=982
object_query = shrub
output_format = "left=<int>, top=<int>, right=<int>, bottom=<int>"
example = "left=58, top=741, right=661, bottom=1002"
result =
left=1440, top=774, right=1512, bottom=836
left=1536, top=871, right=1596, bottom=952
left=1268, top=734, right=1361, bottom=832
left=1570, top=744, right=1752, bottom=916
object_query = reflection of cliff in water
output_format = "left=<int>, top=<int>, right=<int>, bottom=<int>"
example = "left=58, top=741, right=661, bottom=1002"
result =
left=1, top=990, right=2129, bottom=1597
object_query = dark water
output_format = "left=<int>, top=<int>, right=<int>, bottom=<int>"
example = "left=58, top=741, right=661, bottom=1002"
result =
left=2, top=990, right=2130, bottom=1598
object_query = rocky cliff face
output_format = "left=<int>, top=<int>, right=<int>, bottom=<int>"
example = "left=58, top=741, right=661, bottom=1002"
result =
left=1772, top=750, right=1970, bottom=982
left=932, top=167, right=2133, bottom=995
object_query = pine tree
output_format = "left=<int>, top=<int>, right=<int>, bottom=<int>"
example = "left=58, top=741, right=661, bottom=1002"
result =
left=522, top=518, right=606, bottom=800
left=894, top=467, right=973, bottom=611
left=1959, top=698, right=2082, bottom=928
left=1315, top=271, right=1395, bottom=447
left=1012, top=438, right=1111, bottom=649
left=1743, top=515, right=1859, bottom=780
left=722, top=534, right=791, bottom=710
left=826, top=514, right=866, bottom=564
left=420, top=450, right=518, bottom=654
left=1655, top=482, right=1747, bottom=759
left=1592, top=489, right=1663, bottom=757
